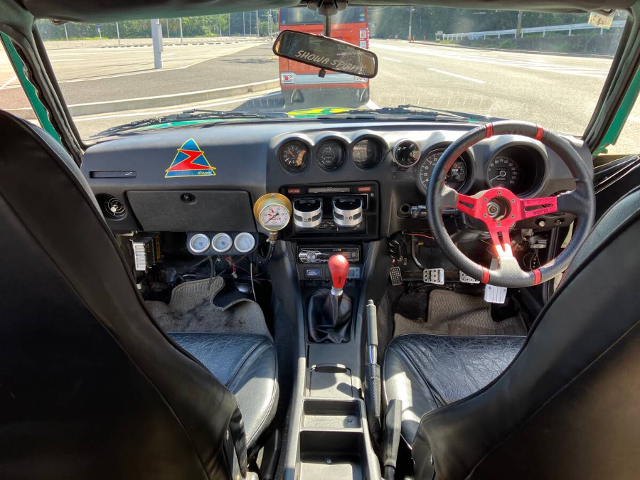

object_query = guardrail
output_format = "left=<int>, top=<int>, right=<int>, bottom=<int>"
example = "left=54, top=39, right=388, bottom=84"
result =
left=442, top=21, right=625, bottom=41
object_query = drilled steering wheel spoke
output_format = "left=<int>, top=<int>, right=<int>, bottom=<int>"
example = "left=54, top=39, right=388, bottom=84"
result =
left=520, top=196, right=559, bottom=219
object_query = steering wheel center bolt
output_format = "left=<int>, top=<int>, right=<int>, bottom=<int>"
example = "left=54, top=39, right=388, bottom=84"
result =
left=487, top=201, right=502, bottom=218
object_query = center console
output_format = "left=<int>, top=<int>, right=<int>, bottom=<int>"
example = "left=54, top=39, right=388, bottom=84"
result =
left=267, top=182, right=386, bottom=479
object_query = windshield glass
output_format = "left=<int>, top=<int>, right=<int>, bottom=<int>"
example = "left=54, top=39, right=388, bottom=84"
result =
left=27, top=6, right=635, bottom=146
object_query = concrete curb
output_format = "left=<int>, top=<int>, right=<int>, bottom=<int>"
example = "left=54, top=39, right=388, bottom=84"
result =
left=68, top=78, right=280, bottom=116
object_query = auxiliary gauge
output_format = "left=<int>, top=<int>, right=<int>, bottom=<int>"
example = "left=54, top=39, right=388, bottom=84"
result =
left=253, top=193, right=293, bottom=232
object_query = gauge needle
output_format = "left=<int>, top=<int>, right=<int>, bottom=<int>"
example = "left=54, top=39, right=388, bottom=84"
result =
left=490, top=172, right=507, bottom=183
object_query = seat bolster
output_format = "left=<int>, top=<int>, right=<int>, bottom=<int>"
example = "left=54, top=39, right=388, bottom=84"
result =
left=384, top=339, right=441, bottom=444
left=169, top=333, right=278, bottom=447
left=384, top=334, right=525, bottom=445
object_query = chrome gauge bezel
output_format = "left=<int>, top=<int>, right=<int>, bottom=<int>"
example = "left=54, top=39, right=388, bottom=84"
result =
left=211, top=233, right=233, bottom=253
left=188, top=233, right=211, bottom=254
left=233, top=232, right=256, bottom=253
left=393, top=139, right=421, bottom=168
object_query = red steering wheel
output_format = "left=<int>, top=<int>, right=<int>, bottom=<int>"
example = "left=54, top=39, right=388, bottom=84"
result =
left=426, top=121, right=595, bottom=288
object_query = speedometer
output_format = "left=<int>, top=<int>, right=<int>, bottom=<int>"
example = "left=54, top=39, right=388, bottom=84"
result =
left=487, top=156, right=522, bottom=190
left=415, top=148, right=469, bottom=194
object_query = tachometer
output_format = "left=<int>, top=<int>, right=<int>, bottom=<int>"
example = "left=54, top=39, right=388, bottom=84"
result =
left=279, top=141, right=309, bottom=173
left=415, top=148, right=469, bottom=194
left=317, top=140, right=345, bottom=171
left=487, top=156, right=522, bottom=190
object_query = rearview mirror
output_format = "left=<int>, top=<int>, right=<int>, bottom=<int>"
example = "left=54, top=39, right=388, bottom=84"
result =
left=273, top=30, right=378, bottom=79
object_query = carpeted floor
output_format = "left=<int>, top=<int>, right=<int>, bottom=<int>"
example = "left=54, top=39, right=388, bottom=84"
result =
left=146, top=277, right=271, bottom=337
left=393, top=289, right=527, bottom=337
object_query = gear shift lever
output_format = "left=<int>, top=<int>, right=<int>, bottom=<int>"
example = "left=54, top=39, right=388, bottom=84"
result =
left=329, top=254, right=349, bottom=296
left=307, top=255, right=353, bottom=343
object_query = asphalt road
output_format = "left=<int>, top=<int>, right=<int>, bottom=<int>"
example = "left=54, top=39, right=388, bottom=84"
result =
left=1, top=39, right=638, bottom=152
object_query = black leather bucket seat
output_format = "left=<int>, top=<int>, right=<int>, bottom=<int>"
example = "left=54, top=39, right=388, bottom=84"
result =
left=0, top=111, right=277, bottom=480
left=384, top=186, right=640, bottom=479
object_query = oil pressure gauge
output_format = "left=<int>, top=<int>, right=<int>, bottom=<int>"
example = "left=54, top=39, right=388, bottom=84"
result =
left=253, top=193, right=293, bottom=233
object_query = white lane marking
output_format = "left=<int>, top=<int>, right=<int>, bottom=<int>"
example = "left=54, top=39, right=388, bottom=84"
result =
left=371, top=42, right=609, bottom=79
left=74, top=91, right=281, bottom=122
left=0, top=75, right=17, bottom=89
left=428, top=68, right=485, bottom=84
left=366, top=100, right=380, bottom=109
left=629, top=115, right=640, bottom=123
left=380, top=56, right=402, bottom=63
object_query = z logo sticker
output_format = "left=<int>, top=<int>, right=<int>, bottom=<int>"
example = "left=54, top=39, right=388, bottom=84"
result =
left=165, top=138, right=216, bottom=178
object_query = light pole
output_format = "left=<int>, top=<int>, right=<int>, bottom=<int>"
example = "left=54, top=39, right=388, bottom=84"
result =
left=229, top=14, right=231, bottom=37
left=243, top=12, right=246, bottom=36
left=116, top=22, right=120, bottom=45
left=166, top=19, right=170, bottom=39
left=150, top=19, right=163, bottom=69
left=256, top=10, right=260, bottom=37
left=408, top=7, right=414, bottom=40
left=516, top=11, right=523, bottom=38
left=179, top=17, right=183, bottom=43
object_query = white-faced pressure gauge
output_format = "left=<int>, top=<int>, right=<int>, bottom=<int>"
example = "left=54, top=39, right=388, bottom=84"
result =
left=253, top=193, right=293, bottom=232
left=189, top=233, right=211, bottom=253
left=211, top=233, right=233, bottom=253
left=234, top=232, right=256, bottom=253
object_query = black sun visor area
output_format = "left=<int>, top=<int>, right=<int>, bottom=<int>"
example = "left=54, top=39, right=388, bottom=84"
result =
left=18, top=0, right=634, bottom=22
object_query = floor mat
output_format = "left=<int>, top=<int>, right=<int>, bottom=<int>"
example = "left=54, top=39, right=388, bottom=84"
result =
left=146, top=277, right=271, bottom=337
left=394, top=289, right=527, bottom=337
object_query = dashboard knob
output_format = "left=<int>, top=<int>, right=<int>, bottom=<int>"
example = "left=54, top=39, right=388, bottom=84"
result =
left=329, top=254, right=349, bottom=293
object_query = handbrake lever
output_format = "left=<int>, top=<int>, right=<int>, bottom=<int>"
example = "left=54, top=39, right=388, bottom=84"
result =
left=364, top=299, right=382, bottom=444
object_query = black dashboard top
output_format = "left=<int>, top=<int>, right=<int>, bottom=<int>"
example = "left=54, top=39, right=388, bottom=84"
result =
left=81, top=119, right=592, bottom=236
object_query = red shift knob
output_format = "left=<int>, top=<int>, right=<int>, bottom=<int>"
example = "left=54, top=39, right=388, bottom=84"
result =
left=328, top=254, right=349, bottom=289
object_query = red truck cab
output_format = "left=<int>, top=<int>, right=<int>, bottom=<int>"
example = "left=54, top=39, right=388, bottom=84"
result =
left=278, top=6, right=370, bottom=107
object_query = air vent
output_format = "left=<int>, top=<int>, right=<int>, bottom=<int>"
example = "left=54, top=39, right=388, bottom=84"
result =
left=102, top=195, right=127, bottom=220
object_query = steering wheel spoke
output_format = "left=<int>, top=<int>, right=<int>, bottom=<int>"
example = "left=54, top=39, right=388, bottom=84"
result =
left=439, top=184, right=460, bottom=210
left=489, top=226, right=513, bottom=258
left=520, top=196, right=558, bottom=219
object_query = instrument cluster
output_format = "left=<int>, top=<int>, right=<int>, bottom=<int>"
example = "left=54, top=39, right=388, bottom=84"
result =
left=186, top=231, right=258, bottom=256
left=278, top=136, right=384, bottom=174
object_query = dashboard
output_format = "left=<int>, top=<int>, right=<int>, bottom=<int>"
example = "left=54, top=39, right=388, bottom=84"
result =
left=81, top=119, right=592, bottom=244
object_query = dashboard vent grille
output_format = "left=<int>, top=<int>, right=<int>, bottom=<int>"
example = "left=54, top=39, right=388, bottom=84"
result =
left=102, top=195, right=127, bottom=220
